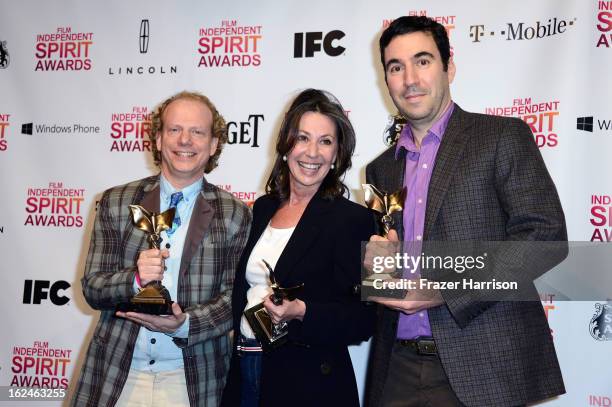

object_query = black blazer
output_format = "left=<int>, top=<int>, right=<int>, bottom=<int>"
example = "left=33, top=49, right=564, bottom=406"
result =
left=365, top=106, right=567, bottom=407
left=222, top=192, right=376, bottom=407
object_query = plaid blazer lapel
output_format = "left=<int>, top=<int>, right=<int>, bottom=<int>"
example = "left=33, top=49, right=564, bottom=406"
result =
left=139, top=180, right=160, bottom=213
left=180, top=183, right=214, bottom=275
left=127, top=178, right=160, bottom=254
left=424, top=106, right=472, bottom=239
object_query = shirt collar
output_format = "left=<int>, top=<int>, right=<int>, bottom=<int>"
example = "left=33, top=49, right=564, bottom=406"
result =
left=160, top=175, right=203, bottom=204
left=395, top=102, right=455, bottom=159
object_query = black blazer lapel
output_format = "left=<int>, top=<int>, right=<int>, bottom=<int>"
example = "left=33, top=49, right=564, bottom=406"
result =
left=236, top=196, right=280, bottom=281
left=251, top=198, right=280, bottom=247
left=424, top=106, right=473, bottom=239
left=274, top=194, right=333, bottom=285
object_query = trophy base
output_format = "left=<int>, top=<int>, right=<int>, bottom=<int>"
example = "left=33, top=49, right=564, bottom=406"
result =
left=361, top=274, right=407, bottom=300
left=243, top=303, right=288, bottom=352
left=116, top=284, right=174, bottom=315
left=116, top=300, right=174, bottom=315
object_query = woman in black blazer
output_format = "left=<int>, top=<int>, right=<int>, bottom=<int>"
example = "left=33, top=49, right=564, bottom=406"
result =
left=222, top=89, right=376, bottom=407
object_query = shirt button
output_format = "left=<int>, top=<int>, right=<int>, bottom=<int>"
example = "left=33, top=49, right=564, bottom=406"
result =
left=165, top=243, right=171, bottom=249
left=416, top=235, right=422, bottom=241
left=422, top=163, right=428, bottom=169
left=150, top=338, right=156, bottom=344
left=149, top=360, right=155, bottom=365
left=419, top=313, right=425, bottom=317
left=417, top=198, right=423, bottom=204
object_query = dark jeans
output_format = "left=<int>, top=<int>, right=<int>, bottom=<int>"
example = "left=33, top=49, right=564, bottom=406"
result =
left=239, top=336, right=263, bottom=407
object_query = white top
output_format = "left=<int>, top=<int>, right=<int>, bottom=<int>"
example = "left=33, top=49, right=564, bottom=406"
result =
left=240, top=223, right=296, bottom=339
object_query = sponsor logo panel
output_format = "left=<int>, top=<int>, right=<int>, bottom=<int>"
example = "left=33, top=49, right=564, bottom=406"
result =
left=218, top=184, right=257, bottom=207
left=24, top=182, right=85, bottom=228
left=469, top=17, right=576, bottom=43
left=198, top=20, right=262, bottom=68
left=588, top=393, right=612, bottom=406
left=108, top=19, right=177, bottom=76
left=34, top=27, right=93, bottom=71
left=22, top=280, right=70, bottom=306
left=20, top=122, right=100, bottom=136
left=110, top=106, right=152, bottom=152
left=590, top=194, right=612, bottom=242
left=484, top=97, right=560, bottom=148
left=0, top=113, right=10, bottom=151
left=577, top=115, right=612, bottom=134
left=140, top=19, right=150, bottom=54
left=293, top=30, right=345, bottom=58
left=0, top=40, right=10, bottom=69
left=227, top=114, right=264, bottom=147
left=597, top=0, right=612, bottom=48
left=589, top=302, right=612, bottom=341
left=10, top=341, right=72, bottom=388
left=383, top=12, right=456, bottom=48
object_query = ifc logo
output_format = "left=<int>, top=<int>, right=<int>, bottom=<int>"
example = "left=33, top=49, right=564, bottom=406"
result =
left=294, top=31, right=345, bottom=58
left=22, top=280, right=70, bottom=306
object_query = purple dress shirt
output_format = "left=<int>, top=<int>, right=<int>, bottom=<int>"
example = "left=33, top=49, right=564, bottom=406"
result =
left=395, top=102, right=455, bottom=340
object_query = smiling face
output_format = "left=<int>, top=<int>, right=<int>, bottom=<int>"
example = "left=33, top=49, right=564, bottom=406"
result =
left=384, top=31, right=455, bottom=132
left=286, top=111, right=338, bottom=197
left=156, top=98, right=218, bottom=189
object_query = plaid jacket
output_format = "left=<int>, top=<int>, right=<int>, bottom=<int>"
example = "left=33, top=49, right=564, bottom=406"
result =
left=71, top=175, right=251, bottom=407
left=365, top=106, right=566, bottom=407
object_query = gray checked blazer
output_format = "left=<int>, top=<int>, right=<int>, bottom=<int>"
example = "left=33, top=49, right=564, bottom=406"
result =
left=365, top=106, right=567, bottom=407
left=71, top=175, right=251, bottom=407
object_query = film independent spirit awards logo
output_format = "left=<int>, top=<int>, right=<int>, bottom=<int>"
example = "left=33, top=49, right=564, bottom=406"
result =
left=589, top=303, right=612, bottom=341
left=0, top=40, right=10, bottom=69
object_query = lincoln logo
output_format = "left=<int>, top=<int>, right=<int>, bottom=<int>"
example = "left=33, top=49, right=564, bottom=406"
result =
left=140, top=19, right=150, bottom=54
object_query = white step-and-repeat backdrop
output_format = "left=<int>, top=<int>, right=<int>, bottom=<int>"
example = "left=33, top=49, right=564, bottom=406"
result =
left=1, top=1, right=610, bottom=405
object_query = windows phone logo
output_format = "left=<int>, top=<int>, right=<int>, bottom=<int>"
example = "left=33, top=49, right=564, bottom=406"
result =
left=577, top=116, right=593, bottom=132
left=21, top=123, right=33, bottom=135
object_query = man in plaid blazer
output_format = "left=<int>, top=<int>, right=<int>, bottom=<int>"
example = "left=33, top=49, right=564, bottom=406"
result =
left=364, top=17, right=566, bottom=406
left=71, top=91, right=251, bottom=407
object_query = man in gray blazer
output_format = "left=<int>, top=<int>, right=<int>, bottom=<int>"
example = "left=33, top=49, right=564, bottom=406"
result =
left=364, top=16, right=566, bottom=407
left=71, top=91, right=251, bottom=406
